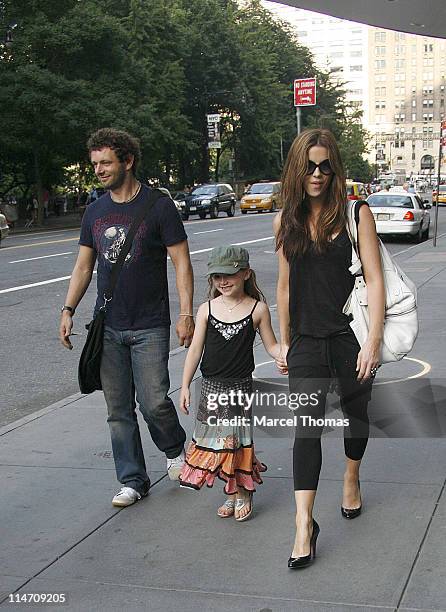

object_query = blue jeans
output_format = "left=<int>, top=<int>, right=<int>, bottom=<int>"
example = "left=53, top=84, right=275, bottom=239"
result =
left=100, top=326, right=186, bottom=495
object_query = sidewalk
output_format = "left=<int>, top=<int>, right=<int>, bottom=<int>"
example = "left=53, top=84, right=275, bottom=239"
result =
left=1, top=239, right=446, bottom=611
left=10, top=212, right=81, bottom=235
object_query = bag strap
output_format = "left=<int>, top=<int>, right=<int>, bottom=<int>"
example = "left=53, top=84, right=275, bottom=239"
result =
left=103, top=187, right=164, bottom=306
left=346, top=200, right=367, bottom=277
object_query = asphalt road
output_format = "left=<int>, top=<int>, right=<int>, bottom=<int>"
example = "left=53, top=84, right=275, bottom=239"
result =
left=1, top=204, right=446, bottom=427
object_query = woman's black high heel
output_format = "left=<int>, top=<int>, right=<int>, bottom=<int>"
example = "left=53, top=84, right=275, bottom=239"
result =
left=341, top=479, right=362, bottom=519
left=288, top=518, right=320, bottom=569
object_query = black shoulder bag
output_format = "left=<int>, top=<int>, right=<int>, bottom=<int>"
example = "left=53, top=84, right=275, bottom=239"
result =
left=78, top=188, right=163, bottom=394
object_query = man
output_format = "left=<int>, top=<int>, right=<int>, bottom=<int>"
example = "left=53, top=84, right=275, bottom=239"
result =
left=59, top=128, right=194, bottom=507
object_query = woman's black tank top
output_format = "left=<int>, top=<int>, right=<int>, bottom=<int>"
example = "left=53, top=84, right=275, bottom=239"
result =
left=289, top=227, right=355, bottom=338
left=200, top=300, right=258, bottom=378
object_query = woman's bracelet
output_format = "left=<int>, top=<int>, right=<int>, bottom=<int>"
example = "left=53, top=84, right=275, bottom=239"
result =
left=179, top=313, right=194, bottom=317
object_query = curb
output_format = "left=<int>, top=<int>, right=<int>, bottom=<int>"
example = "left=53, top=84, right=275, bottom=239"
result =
left=11, top=223, right=81, bottom=236
left=0, top=392, right=85, bottom=436
left=0, top=345, right=189, bottom=436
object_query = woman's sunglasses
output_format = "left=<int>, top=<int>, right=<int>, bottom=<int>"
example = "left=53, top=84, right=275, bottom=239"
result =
left=306, top=159, right=333, bottom=176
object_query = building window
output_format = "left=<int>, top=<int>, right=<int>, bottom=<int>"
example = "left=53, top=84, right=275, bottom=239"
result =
left=350, top=50, right=362, bottom=57
left=423, top=99, right=434, bottom=107
left=375, top=46, right=386, bottom=56
left=375, top=86, right=386, bottom=96
left=423, top=58, right=434, bottom=67
left=395, top=86, right=406, bottom=96
left=412, top=113, right=417, bottom=121
left=440, top=85, right=445, bottom=92
left=412, top=58, right=417, bottom=67
left=350, top=65, right=363, bottom=72
left=375, top=74, right=387, bottom=82
left=423, top=113, right=434, bottom=122
left=375, top=60, right=386, bottom=70
left=412, top=86, right=417, bottom=94
left=395, top=113, right=405, bottom=123
left=395, top=73, right=406, bottom=81
left=395, top=59, right=406, bottom=70
left=375, top=31, right=386, bottom=42
left=376, top=100, right=386, bottom=109
left=412, top=100, right=416, bottom=107
left=423, top=85, right=434, bottom=94
left=423, top=72, right=434, bottom=81
left=395, top=45, right=406, bottom=55
left=395, top=32, right=406, bottom=41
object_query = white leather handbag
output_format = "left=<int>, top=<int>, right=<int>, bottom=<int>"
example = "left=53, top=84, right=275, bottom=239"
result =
left=343, top=201, right=418, bottom=364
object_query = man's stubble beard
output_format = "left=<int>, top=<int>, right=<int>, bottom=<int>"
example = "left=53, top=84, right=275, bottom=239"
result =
left=107, top=164, right=128, bottom=192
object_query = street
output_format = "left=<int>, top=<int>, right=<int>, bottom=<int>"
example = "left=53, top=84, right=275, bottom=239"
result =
left=1, top=205, right=446, bottom=427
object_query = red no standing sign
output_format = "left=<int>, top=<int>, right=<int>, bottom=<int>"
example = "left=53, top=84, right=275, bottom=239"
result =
left=294, top=78, right=317, bottom=107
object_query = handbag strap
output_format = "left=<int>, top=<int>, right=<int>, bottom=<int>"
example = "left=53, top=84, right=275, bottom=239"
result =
left=103, top=187, right=164, bottom=306
left=347, top=200, right=367, bottom=277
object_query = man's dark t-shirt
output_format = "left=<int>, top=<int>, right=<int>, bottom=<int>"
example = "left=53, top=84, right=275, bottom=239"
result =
left=79, top=184, right=187, bottom=330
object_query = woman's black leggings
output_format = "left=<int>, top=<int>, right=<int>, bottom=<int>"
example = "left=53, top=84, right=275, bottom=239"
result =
left=287, top=330, right=373, bottom=491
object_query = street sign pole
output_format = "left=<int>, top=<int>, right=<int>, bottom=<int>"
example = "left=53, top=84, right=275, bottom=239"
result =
left=296, top=107, right=301, bottom=135
left=433, top=119, right=446, bottom=247
left=433, top=139, right=442, bottom=247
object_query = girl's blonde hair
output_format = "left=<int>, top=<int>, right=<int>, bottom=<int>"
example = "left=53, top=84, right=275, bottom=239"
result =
left=276, top=128, right=347, bottom=260
left=207, top=269, right=266, bottom=302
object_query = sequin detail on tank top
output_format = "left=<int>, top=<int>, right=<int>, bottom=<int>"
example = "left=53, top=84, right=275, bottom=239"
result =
left=209, top=315, right=250, bottom=341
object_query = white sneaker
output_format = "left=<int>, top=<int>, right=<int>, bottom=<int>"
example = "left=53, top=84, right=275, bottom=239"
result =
left=111, top=486, right=142, bottom=507
left=167, top=450, right=185, bottom=481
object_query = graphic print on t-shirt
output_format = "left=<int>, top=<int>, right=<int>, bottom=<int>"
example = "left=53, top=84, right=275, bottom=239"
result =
left=92, top=213, right=146, bottom=268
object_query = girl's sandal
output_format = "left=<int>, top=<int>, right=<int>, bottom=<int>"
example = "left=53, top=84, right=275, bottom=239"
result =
left=235, top=492, right=253, bottom=522
left=217, top=499, right=235, bottom=518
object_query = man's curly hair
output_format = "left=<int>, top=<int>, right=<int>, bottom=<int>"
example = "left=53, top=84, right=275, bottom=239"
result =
left=87, top=128, right=141, bottom=176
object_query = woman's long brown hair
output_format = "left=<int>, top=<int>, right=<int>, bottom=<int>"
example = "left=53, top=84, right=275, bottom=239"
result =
left=276, top=128, right=347, bottom=261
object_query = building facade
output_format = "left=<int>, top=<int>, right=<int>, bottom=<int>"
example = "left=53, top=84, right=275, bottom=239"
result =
left=263, top=1, right=446, bottom=182
left=369, top=29, right=446, bottom=181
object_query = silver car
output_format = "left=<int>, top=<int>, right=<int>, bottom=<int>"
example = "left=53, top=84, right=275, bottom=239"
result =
left=366, top=191, right=431, bottom=243
left=0, top=212, right=9, bottom=246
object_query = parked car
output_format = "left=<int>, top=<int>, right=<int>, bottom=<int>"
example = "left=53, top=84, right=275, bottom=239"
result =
left=346, top=180, right=368, bottom=201
left=240, top=182, right=282, bottom=214
left=0, top=212, right=9, bottom=246
left=182, top=184, right=236, bottom=220
left=432, top=184, right=446, bottom=205
left=156, top=188, right=186, bottom=215
left=367, top=191, right=431, bottom=242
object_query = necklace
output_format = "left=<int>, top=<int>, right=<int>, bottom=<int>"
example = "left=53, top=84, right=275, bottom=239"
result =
left=111, top=182, right=141, bottom=204
left=221, top=296, right=245, bottom=312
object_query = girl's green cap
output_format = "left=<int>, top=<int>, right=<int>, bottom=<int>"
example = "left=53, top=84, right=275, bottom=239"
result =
left=207, top=246, right=250, bottom=275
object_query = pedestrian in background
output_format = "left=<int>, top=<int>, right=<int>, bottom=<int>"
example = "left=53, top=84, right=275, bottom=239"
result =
left=274, top=128, right=385, bottom=569
left=179, top=246, right=285, bottom=521
left=59, top=128, right=194, bottom=507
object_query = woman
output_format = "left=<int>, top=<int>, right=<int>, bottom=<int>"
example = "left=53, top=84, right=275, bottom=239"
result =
left=274, top=128, right=385, bottom=569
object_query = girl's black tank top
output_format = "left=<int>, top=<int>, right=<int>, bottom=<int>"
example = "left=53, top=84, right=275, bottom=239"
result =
left=200, top=300, right=258, bottom=379
left=289, top=227, right=355, bottom=338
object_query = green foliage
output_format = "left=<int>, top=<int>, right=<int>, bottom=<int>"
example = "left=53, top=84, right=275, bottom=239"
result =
left=0, top=0, right=371, bottom=199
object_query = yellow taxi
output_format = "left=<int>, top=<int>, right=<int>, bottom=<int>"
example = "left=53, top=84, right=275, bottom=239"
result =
left=240, top=182, right=282, bottom=214
left=346, top=180, right=368, bottom=201
left=432, top=184, right=446, bottom=205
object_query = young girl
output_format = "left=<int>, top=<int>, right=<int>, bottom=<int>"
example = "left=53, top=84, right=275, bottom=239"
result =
left=179, top=245, right=284, bottom=521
